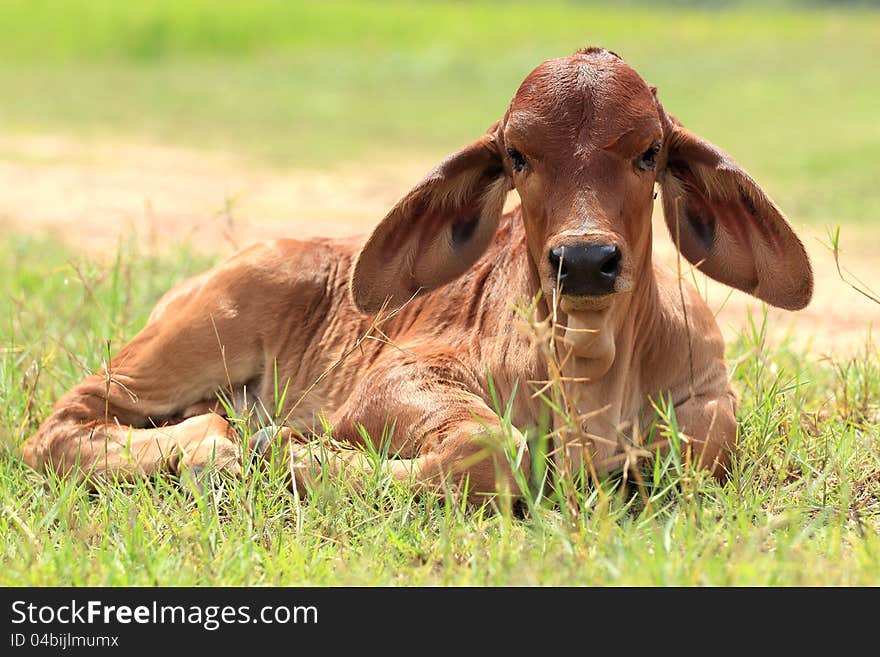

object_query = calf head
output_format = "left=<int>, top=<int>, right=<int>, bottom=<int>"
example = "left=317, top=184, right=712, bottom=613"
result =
left=351, top=48, right=813, bottom=330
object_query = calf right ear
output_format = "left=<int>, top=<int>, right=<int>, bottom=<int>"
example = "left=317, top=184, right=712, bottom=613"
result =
left=350, top=126, right=511, bottom=314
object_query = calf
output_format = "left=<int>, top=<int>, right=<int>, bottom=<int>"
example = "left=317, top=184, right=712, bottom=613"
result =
left=22, top=48, right=813, bottom=498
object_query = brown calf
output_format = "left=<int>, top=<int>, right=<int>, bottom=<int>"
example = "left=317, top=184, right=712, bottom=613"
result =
left=22, top=48, right=813, bottom=499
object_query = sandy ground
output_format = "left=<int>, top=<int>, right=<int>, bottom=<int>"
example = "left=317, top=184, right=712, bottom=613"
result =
left=1, top=134, right=877, bottom=354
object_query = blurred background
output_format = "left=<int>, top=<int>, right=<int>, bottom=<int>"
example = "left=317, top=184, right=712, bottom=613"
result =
left=0, top=0, right=878, bottom=348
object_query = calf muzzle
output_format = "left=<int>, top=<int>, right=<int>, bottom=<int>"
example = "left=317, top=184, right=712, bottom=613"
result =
left=548, top=243, right=622, bottom=297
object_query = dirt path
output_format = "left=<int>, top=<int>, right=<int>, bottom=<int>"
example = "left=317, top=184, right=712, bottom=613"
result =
left=1, top=134, right=877, bottom=354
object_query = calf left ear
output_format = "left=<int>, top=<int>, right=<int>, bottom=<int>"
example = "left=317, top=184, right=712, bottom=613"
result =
left=351, top=125, right=510, bottom=314
left=659, top=121, right=813, bottom=310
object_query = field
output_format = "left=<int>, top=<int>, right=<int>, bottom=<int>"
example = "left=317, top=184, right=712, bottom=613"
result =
left=1, top=1, right=879, bottom=585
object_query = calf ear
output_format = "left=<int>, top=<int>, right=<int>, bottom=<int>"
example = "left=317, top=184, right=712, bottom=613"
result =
left=351, top=126, right=510, bottom=314
left=659, top=121, right=813, bottom=311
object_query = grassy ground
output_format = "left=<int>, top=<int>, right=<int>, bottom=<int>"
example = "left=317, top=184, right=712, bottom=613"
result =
left=1, top=235, right=878, bottom=585
left=1, top=2, right=879, bottom=585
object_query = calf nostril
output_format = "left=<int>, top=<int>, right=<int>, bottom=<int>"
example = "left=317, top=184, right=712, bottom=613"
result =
left=548, top=243, right=621, bottom=297
left=599, top=248, right=622, bottom=277
left=549, top=247, right=568, bottom=277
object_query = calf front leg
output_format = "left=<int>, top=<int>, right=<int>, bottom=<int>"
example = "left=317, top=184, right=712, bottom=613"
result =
left=250, top=417, right=531, bottom=503
left=668, top=391, right=738, bottom=479
left=251, top=350, right=532, bottom=502
left=331, top=354, right=532, bottom=502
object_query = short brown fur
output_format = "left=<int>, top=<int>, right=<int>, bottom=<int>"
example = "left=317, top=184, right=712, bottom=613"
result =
left=23, top=49, right=812, bottom=499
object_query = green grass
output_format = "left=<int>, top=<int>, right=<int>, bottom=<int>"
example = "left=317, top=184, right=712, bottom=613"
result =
left=0, top=1, right=878, bottom=223
left=1, top=235, right=878, bottom=586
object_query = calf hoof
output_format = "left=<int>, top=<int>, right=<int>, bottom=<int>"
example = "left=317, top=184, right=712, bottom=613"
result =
left=248, top=427, right=274, bottom=457
left=248, top=425, right=290, bottom=458
left=247, top=426, right=323, bottom=494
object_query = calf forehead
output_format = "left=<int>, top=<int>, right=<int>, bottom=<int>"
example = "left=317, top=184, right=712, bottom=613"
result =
left=507, top=51, right=659, bottom=147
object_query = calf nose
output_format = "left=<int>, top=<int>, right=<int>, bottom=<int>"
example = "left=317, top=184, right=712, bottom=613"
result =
left=548, top=244, right=622, bottom=296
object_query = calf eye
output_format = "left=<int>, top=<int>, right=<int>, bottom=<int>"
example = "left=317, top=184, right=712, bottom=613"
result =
left=636, top=141, right=661, bottom=172
left=507, top=148, right=528, bottom=173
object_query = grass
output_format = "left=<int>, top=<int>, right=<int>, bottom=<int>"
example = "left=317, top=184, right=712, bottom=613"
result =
left=0, top=1, right=878, bottom=224
left=1, top=234, right=878, bottom=586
